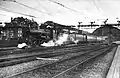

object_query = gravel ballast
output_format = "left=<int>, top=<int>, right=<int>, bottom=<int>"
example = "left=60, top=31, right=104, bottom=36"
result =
left=57, top=46, right=117, bottom=78
left=0, top=48, right=87, bottom=78
left=0, top=45, right=109, bottom=78
left=10, top=46, right=109, bottom=78
left=0, top=59, right=57, bottom=78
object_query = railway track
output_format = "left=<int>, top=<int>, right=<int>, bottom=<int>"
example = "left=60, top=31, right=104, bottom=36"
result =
left=2, top=44, right=116, bottom=78
left=52, top=46, right=113, bottom=78
left=0, top=47, right=17, bottom=51
left=0, top=44, right=103, bottom=67
left=0, top=44, right=101, bottom=56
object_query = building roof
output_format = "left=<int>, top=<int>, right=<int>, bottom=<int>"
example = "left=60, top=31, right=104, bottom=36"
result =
left=92, top=26, right=120, bottom=37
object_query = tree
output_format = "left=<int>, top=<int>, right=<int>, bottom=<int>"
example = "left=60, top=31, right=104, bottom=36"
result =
left=10, top=17, right=38, bottom=29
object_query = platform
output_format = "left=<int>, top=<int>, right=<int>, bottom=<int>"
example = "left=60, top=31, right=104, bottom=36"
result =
left=106, top=45, right=120, bottom=78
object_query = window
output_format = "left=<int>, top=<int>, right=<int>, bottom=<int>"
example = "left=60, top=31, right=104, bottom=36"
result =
left=18, top=28, right=22, bottom=37
left=9, top=30, right=14, bottom=38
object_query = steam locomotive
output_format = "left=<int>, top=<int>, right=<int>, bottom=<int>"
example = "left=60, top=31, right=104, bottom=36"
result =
left=26, top=22, right=106, bottom=47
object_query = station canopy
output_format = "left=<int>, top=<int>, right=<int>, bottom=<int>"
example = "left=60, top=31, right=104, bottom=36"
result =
left=92, top=26, right=120, bottom=37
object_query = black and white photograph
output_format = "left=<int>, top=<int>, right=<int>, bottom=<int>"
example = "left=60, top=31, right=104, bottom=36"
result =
left=0, top=0, right=120, bottom=78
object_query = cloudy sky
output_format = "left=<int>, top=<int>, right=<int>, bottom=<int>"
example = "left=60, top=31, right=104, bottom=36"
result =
left=0, top=0, right=120, bottom=32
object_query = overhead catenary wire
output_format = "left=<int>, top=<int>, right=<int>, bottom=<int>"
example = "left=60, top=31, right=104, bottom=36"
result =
left=35, top=0, right=47, bottom=12
left=0, top=6, right=37, bottom=18
left=35, top=0, right=45, bottom=9
left=2, top=0, right=88, bottom=18
left=2, top=0, right=52, bottom=16
left=92, top=0, right=101, bottom=13
left=47, top=0, right=85, bottom=16
left=35, top=0, right=53, bottom=15
left=0, top=13, right=6, bottom=16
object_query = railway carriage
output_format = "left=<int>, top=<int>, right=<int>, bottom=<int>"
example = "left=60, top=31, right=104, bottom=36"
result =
left=68, top=33, right=105, bottom=44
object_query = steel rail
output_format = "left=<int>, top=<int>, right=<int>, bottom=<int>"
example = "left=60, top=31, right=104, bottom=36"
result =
left=52, top=46, right=113, bottom=78
left=0, top=45, right=102, bottom=67
left=3, top=45, right=111, bottom=78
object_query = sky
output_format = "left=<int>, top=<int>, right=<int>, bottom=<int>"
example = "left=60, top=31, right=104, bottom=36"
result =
left=0, top=0, right=120, bottom=33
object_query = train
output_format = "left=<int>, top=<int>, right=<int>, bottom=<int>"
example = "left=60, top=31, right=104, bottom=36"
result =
left=0, top=19, right=109, bottom=48
left=25, top=23, right=106, bottom=47
left=68, top=33, right=105, bottom=44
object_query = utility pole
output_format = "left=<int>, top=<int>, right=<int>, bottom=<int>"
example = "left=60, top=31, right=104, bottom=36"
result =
left=103, top=19, right=112, bottom=45
left=90, top=21, right=95, bottom=28
left=78, top=22, right=82, bottom=30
